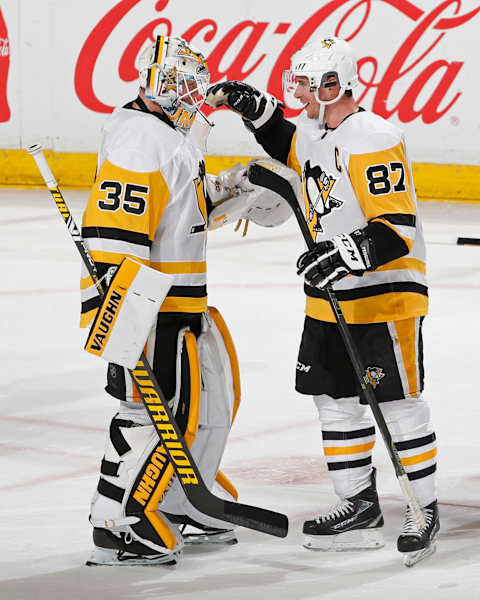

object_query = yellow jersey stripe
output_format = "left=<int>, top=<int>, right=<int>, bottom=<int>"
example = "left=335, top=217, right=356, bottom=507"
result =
left=160, top=296, right=207, bottom=313
left=151, top=261, right=207, bottom=274
left=287, top=131, right=301, bottom=177
left=375, top=257, right=426, bottom=275
left=306, top=292, right=428, bottom=324
left=89, top=250, right=150, bottom=266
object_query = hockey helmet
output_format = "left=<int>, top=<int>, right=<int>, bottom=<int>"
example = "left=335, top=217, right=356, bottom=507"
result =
left=282, top=37, right=358, bottom=112
left=137, top=36, right=210, bottom=132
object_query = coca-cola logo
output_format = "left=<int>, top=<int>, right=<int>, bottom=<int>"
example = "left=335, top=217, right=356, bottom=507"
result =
left=0, top=38, right=8, bottom=56
left=74, top=0, right=480, bottom=124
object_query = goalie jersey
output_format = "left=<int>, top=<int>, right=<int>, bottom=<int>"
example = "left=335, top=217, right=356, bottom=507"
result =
left=80, top=106, right=209, bottom=327
left=258, top=109, right=428, bottom=324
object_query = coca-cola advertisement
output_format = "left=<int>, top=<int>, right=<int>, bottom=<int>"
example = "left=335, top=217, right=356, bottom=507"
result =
left=0, top=5, right=10, bottom=123
left=1, top=0, right=479, bottom=163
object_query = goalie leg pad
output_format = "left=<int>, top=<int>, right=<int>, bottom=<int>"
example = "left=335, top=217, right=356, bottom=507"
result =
left=159, top=307, right=240, bottom=530
left=89, top=413, right=183, bottom=559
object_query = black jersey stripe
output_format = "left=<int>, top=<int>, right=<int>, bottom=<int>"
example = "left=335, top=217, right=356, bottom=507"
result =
left=327, top=456, right=372, bottom=471
left=322, top=426, right=375, bottom=441
left=305, top=281, right=428, bottom=301
left=167, top=285, right=207, bottom=298
left=406, top=464, right=437, bottom=481
left=372, top=214, right=416, bottom=227
left=82, top=226, right=151, bottom=247
left=394, top=432, right=436, bottom=452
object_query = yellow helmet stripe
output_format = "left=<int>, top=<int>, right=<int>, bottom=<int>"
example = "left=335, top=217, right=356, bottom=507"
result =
left=154, top=35, right=166, bottom=64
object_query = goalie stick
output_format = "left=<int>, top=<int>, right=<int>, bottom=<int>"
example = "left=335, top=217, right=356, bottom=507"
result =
left=28, top=144, right=288, bottom=539
left=248, top=160, right=427, bottom=532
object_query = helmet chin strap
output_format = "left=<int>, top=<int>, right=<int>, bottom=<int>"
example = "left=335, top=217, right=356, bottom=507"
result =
left=314, top=86, right=346, bottom=130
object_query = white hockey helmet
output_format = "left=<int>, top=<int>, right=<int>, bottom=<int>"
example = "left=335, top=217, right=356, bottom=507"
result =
left=282, top=37, right=358, bottom=112
left=137, top=36, right=210, bottom=132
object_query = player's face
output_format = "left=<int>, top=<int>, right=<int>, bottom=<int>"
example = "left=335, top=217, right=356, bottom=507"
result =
left=293, top=76, right=320, bottom=119
left=294, top=75, right=341, bottom=118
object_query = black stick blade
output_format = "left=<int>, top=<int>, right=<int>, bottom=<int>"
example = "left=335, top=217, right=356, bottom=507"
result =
left=248, top=162, right=315, bottom=249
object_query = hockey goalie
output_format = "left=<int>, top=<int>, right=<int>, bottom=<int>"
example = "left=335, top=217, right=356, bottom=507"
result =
left=79, top=35, right=294, bottom=566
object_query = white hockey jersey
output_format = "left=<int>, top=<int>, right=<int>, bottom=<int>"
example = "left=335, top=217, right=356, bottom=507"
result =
left=287, top=110, right=427, bottom=324
left=80, top=106, right=208, bottom=327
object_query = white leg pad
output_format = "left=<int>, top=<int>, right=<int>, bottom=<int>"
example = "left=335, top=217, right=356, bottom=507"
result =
left=159, top=309, right=236, bottom=529
left=90, top=416, right=182, bottom=554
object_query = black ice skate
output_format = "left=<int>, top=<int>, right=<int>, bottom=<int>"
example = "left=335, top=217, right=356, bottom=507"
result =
left=164, top=513, right=238, bottom=546
left=397, top=500, right=439, bottom=567
left=86, top=528, right=180, bottom=566
left=303, top=468, right=384, bottom=551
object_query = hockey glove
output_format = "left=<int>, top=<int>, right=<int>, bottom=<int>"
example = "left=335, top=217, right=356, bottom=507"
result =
left=297, top=230, right=376, bottom=289
left=206, top=80, right=283, bottom=132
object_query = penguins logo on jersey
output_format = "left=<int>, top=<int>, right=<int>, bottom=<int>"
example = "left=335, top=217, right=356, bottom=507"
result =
left=366, top=366, right=385, bottom=389
left=303, top=160, right=342, bottom=234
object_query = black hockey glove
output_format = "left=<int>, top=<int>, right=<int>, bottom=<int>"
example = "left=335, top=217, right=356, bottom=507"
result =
left=297, top=230, right=376, bottom=289
left=206, top=80, right=283, bottom=132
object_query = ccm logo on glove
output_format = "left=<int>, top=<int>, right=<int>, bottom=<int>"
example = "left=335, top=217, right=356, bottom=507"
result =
left=297, top=229, right=375, bottom=289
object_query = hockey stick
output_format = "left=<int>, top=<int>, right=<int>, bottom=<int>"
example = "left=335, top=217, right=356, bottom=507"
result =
left=28, top=144, right=288, bottom=538
left=248, top=162, right=426, bottom=530
left=457, top=237, right=480, bottom=246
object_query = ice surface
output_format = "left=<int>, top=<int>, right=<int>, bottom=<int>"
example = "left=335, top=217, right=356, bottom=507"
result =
left=1, top=190, right=480, bottom=599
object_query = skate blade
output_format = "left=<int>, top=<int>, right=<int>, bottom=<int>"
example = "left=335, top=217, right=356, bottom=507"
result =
left=304, top=528, right=384, bottom=552
left=403, top=542, right=437, bottom=567
left=184, top=531, right=238, bottom=546
left=86, top=547, right=179, bottom=567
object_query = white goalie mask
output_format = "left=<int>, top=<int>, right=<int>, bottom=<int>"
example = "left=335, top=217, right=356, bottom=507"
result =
left=137, top=36, right=210, bottom=133
left=282, top=37, right=358, bottom=123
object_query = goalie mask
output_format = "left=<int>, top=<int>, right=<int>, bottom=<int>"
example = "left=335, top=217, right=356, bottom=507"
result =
left=138, top=36, right=210, bottom=133
left=282, top=37, right=358, bottom=123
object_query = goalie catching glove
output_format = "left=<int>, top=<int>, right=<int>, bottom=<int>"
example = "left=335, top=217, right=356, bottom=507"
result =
left=206, top=81, right=284, bottom=133
left=207, top=159, right=296, bottom=230
left=297, top=229, right=376, bottom=289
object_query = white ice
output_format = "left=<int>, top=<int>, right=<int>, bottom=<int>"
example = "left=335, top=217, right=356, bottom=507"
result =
left=1, top=190, right=480, bottom=600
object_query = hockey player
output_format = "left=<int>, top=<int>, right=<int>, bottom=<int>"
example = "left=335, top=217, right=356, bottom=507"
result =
left=81, top=36, right=259, bottom=566
left=206, top=37, right=439, bottom=565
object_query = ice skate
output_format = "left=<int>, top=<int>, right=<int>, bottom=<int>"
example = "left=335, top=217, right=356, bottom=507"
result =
left=397, top=500, right=439, bottom=567
left=164, top=514, right=238, bottom=546
left=303, top=468, right=384, bottom=551
left=86, top=528, right=180, bottom=567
